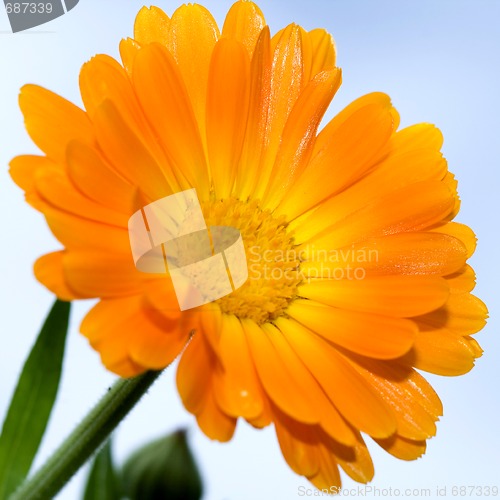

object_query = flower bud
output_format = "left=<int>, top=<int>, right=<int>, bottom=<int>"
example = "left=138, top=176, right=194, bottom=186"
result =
left=122, top=429, right=203, bottom=500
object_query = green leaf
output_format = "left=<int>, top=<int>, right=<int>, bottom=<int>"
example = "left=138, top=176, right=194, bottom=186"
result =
left=122, top=429, right=203, bottom=500
left=83, top=439, right=121, bottom=500
left=9, top=371, right=163, bottom=500
left=0, top=299, right=71, bottom=498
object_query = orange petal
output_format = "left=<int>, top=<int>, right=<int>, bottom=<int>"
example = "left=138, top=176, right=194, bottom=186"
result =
left=443, top=171, right=461, bottom=219
left=80, top=55, right=140, bottom=120
left=196, top=386, right=237, bottom=442
left=351, top=147, right=448, bottom=198
left=34, top=165, right=127, bottom=228
left=167, top=4, right=220, bottom=141
left=143, top=277, right=184, bottom=322
left=19, top=84, right=93, bottom=162
left=281, top=99, right=394, bottom=220
left=318, top=401, right=357, bottom=447
left=327, top=431, right=374, bottom=484
left=300, top=180, right=457, bottom=249
left=242, top=319, right=320, bottom=424
left=272, top=406, right=321, bottom=478
left=98, top=330, right=146, bottom=377
left=298, top=275, right=449, bottom=318
left=287, top=299, right=416, bottom=359
left=350, top=357, right=442, bottom=440
left=292, top=146, right=448, bottom=240
left=285, top=423, right=372, bottom=487
left=372, top=148, right=448, bottom=189
left=430, top=222, right=477, bottom=258
left=221, top=0, right=266, bottom=57
left=9, top=155, right=57, bottom=193
left=247, top=389, right=273, bottom=429
left=127, top=317, right=189, bottom=370
left=389, top=123, right=443, bottom=153
left=253, top=24, right=306, bottom=199
left=34, top=251, right=82, bottom=301
left=263, top=68, right=342, bottom=210
left=375, top=435, right=426, bottom=461
left=182, top=303, right=222, bottom=355
left=119, top=38, right=141, bottom=77
left=81, top=296, right=186, bottom=375
left=80, top=54, right=170, bottom=170
left=297, top=27, right=313, bottom=91
left=300, top=232, right=467, bottom=278
left=107, top=357, right=146, bottom=379
left=445, top=265, right=476, bottom=292
left=66, top=141, right=137, bottom=214
left=212, top=314, right=264, bottom=419
left=132, top=43, right=209, bottom=196
left=92, top=99, right=172, bottom=201
left=313, top=92, right=394, bottom=155
left=276, top=318, right=396, bottom=438
left=233, top=26, right=272, bottom=200
left=308, top=29, right=336, bottom=76
left=81, top=296, right=139, bottom=344
left=42, top=206, right=130, bottom=253
left=408, top=326, right=483, bottom=376
left=417, top=292, right=488, bottom=335
left=133, top=6, right=170, bottom=45
left=263, top=322, right=357, bottom=445
left=308, top=442, right=342, bottom=491
left=62, top=251, right=148, bottom=298
left=176, top=333, right=214, bottom=415
left=206, top=38, right=250, bottom=199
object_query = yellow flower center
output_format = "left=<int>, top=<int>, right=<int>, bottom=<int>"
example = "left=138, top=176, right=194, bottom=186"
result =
left=202, top=198, right=302, bottom=324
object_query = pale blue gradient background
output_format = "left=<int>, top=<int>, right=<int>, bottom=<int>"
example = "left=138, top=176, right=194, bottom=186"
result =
left=1, top=1, right=499, bottom=499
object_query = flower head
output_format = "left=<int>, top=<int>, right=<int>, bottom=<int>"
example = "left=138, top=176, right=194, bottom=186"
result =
left=10, top=0, right=487, bottom=491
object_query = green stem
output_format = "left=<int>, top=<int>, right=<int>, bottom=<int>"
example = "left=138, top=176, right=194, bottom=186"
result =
left=10, top=370, right=163, bottom=500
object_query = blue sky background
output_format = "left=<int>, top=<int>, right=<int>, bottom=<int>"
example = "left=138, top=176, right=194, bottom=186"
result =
left=1, top=1, right=499, bottom=498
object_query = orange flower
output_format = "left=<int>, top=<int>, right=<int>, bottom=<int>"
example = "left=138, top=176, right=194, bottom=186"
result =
left=10, top=0, right=487, bottom=491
